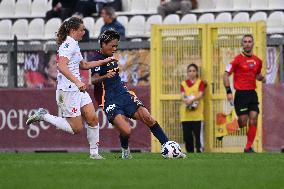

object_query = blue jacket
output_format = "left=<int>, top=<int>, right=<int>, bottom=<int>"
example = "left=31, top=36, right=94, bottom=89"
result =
left=100, top=19, right=126, bottom=40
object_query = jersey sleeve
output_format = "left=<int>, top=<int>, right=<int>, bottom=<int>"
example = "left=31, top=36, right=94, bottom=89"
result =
left=58, top=41, right=75, bottom=60
left=199, top=80, right=206, bottom=92
left=180, top=84, right=185, bottom=93
left=225, top=57, right=238, bottom=75
left=91, top=66, right=101, bottom=76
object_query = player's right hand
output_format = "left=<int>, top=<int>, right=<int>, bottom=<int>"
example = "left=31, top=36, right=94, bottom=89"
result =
left=76, top=81, right=86, bottom=92
left=106, top=70, right=117, bottom=78
left=227, top=93, right=234, bottom=106
left=103, top=56, right=118, bottom=64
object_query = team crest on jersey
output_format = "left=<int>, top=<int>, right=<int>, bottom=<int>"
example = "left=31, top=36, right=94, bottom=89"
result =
left=249, top=61, right=256, bottom=69
left=64, top=43, right=69, bottom=48
left=105, top=104, right=116, bottom=113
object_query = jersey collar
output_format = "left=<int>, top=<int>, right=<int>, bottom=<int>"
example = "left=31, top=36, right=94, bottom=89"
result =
left=67, top=36, right=78, bottom=44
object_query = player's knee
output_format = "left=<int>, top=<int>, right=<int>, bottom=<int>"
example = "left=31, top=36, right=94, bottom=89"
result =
left=121, top=127, right=131, bottom=137
left=72, top=127, right=82, bottom=134
left=86, top=115, right=99, bottom=127
left=249, top=118, right=257, bottom=126
left=143, top=115, right=156, bottom=126
left=238, top=118, right=247, bottom=128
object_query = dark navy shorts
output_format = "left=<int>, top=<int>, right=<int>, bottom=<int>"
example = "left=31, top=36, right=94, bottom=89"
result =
left=103, top=92, right=144, bottom=123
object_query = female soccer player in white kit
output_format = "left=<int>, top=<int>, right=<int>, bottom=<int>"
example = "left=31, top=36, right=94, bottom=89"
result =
left=26, top=17, right=116, bottom=159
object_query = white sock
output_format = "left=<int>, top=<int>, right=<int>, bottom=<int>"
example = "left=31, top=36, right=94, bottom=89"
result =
left=43, top=114, right=74, bottom=134
left=86, top=123, right=100, bottom=155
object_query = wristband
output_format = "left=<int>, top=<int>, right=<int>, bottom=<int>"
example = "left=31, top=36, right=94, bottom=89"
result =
left=225, top=86, right=232, bottom=94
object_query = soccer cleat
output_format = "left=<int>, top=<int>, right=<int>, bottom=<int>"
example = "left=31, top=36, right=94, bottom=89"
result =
left=26, top=108, right=48, bottom=125
left=178, top=152, right=187, bottom=159
left=90, top=153, right=105, bottom=160
left=244, top=147, right=255, bottom=153
left=121, top=147, right=132, bottom=159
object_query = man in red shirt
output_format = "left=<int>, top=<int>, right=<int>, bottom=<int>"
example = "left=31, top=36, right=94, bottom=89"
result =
left=223, top=34, right=266, bottom=153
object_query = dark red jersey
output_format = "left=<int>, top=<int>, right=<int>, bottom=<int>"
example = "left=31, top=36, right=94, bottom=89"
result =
left=226, top=53, right=262, bottom=90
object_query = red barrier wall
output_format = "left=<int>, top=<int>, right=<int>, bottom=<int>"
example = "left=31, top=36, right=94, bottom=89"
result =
left=0, top=87, right=151, bottom=152
left=263, top=84, right=284, bottom=151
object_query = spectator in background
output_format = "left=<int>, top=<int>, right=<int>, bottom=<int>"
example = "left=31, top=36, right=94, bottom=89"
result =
left=100, top=6, right=125, bottom=40
left=95, top=0, right=122, bottom=14
left=44, top=53, right=58, bottom=88
left=180, top=64, right=206, bottom=153
left=46, top=0, right=78, bottom=21
left=157, top=0, right=198, bottom=18
left=75, top=0, right=97, bottom=17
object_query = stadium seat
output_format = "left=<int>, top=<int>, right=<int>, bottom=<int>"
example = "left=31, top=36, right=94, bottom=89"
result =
left=127, top=16, right=146, bottom=38
left=198, top=13, right=214, bottom=23
left=0, top=0, right=15, bottom=18
left=233, top=0, right=251, bottom=11
left=0, top=19, right=12, bottom=40
left=28, top=18, right=45, bottom=40
left=145, top=15, right=162, bottom=37
left=163, top=14, right=180, bottom=24
left=12, top=19, right=29, bottom=40
left=130, top=0, right=147, bottom=14
left=215, top=12, right=232, bottom=23
left=83, top=17, right=95, bottom=39
left=215, top=0, right=233, bottom=11
left=147, top=0, right=160, bottom=14
left=117, top=16, right=128, bottom=31
left=44, top=18, right=61, bottom=40
left=94, top=17, right=104, bottom=39
left=121, top=0, right=131, bottom=11
left=250, top=12, right=267, bottom=22
left=233, top=12, right=250, bottom=22
left=31, top=0, right=47, bottom=17
left=251, top=0, right=269, bottom=10
left=47, top=0, right=52, bottom=11
left=267, top=11, right=284, bottom=34
left=268, top=0, right=284, bottom=10
left=180, top=14, right=197, bottom=24
left=15, top=0, right=31, bottom=18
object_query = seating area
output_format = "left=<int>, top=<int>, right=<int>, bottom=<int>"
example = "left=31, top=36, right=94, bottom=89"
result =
left=0, top=0, right=283, bottom=42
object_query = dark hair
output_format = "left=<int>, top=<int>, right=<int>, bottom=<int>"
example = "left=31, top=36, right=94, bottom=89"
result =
left=187, top=63, right=198, bottom=72
left=102, top=6, right=116, bottom=19
left=99, top=29, right=120, bottom=47
left=242, top=34, right=254, bottom=42
left=56, top=17, right=83, bottom=45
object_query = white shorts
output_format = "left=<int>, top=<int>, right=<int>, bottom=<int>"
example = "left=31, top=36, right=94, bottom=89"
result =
left=56, top=90, right=92, bottom=118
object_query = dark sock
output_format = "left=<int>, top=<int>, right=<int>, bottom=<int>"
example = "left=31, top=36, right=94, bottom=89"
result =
left=150, top=122, right=169, bottom=145
left=119, top=134, right=129, bottom=149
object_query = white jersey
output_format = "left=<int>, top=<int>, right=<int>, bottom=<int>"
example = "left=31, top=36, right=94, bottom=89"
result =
left=57, top=36, right=83, bottom=91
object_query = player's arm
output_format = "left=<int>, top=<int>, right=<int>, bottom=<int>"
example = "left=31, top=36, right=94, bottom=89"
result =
left=58, top=56, right=85, bottom=91
left=256, top=73, right=266, bottom=83
left=79, top=57, right=118, bottom=70
left=256, top=60, right=266, bottom=83
left=91, top=71, right=117, bottom=85
left=223, top=71, right=234, bottom=105
left=223, top=61, right=235, bottom=105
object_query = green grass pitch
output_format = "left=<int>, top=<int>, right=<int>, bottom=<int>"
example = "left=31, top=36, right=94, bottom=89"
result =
left=0, top=152, right=283, bottom=189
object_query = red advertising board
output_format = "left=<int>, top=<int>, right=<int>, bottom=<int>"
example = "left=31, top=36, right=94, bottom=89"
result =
left=0, top=87, right=151, bottom=152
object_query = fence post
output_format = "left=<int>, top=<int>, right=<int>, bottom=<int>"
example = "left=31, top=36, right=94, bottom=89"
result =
left=8, top=36, right=18, bottom=88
